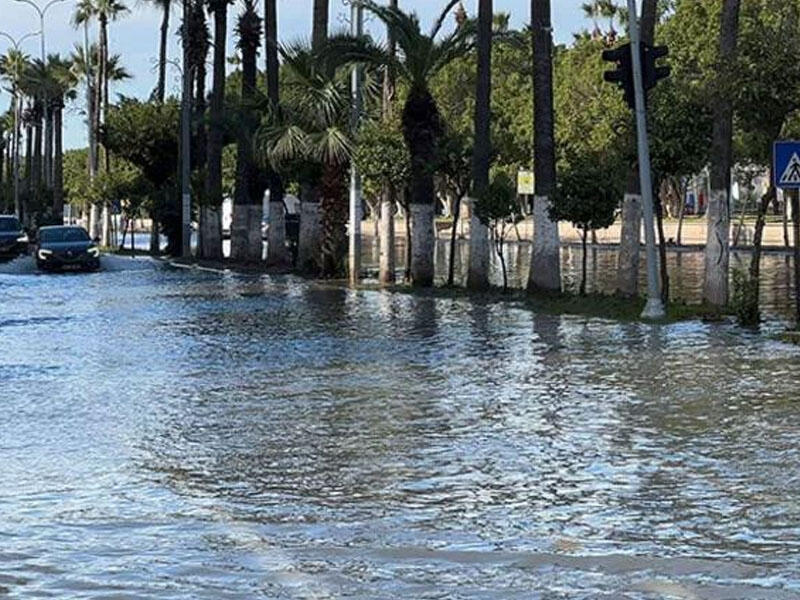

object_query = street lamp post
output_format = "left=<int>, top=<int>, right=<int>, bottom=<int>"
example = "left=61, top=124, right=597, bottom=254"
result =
left=0, top=30, right=41, bottom=221
left=13, top=0, right=67, bottom=62
left=180, top=0, right=193, bottom=258
left=626, top=0, right=665, bottom=319
left=14, top=0, right=66, bottom=192
left=348, top=2, right=364, bottom=285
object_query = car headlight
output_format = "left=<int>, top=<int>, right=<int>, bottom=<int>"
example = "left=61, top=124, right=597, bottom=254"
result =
left=16, top=234, right=29, bottom=243
left=88, top=246, right=100, bottom=257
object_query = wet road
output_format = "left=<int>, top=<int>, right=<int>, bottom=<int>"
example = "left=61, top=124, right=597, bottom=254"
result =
left=1, top=251, right=800, bottom=599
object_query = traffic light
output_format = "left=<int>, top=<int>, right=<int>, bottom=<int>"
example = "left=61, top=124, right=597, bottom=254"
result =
left=602, top=43, right=635, bottom=110
left=642, top=44, right=670, bottom=91
left=602, top=43, right=670, bottom=110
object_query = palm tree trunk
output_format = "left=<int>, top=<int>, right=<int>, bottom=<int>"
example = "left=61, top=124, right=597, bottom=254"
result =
left=403, top=87, right=440, bottom=287
left=467, top=0, right=492, bottom=290
left=264, top=0, right=287, bottom=265
left=312, top=0, right=329, bottom=52
left=378, top=0, right=398, bottom=285
left=528, top=0, right=561, bottom=292
left=32, top=104, right=43, bottom=215
left=201, top=1, right=227, bottom=260
left=52, top=102, right=64, bottom=222
left=703, top=0, right=740, bottom=308
left=155, top=0, right=170, bottom=103
left=232, top=2, right=264, bottom=263
left=44, top=103, right=53, bottom=191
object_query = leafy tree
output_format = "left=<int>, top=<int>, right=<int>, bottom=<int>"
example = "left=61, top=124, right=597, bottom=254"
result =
left=549, top=152, right=621, bottom=296
left=105, top=97, right=180, bottom=254
left=474, top=171, right=522, bottom=292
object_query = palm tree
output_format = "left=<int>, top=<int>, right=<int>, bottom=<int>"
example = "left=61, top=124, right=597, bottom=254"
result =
left=73, top=0, right=129, bottom=243
left=0, top=50, right=28, bottom=219
left=329, top=0, right=476, bottom=286
left=264, top=0, right=287, bottom=265
left=527, top=0, right=561, bottom=292
left=200, top=0, right=232, bottom=260
left=703, top=0, right=741, bottom=308
left=231, top=0, right=267, bottom=262
left=149, top=0, right=175, bottom=103
left=19, top=60, right=46, bottom=217
left=70, top=42, right=129, bottom=233
left=467, top=0, right=491, bottom=289
left=256, top=43, right=353, bottom=276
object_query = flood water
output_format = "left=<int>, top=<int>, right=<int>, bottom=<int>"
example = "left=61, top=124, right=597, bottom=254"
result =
left=1, top=245, right=799, bottom=599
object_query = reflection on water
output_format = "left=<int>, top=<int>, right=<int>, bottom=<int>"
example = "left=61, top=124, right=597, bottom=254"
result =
left=1, top=253, right=800, bottom=598
left=364, top=238, right=798, bottom=321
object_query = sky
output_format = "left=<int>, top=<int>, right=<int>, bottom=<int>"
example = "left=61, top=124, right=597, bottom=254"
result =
left=0, top=0, right=596, bottom=149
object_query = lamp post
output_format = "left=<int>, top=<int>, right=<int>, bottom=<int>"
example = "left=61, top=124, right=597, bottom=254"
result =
left=626, top=0, right=665, bottom=319
left=13, top=0, right=66, bottom=62
left=348, top=1, right=364, bottom=285
left=14, top=0, right=66, bottom=191
left=0, top=30, right=41, bottom=221
left=180, top=0, right=192, bottom=258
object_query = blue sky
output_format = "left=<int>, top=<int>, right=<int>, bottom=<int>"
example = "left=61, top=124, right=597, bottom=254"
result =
left=1, top=0, right=596, bottom=149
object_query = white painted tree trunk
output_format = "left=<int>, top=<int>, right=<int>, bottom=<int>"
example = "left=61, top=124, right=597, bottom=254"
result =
left=101, top=204, right=112, bottom=247
left=231, top=204, right=263, bottom=262
left=528, top=195, right=561, bottom=291
left=379, top=197, right=395, bottom=284
left=703, top=188, right=730, bottom=307
left=89, top=204, right=101, bottom=241
left=616, top=193, right=642, bottom=298
left=467, top=198, right=490, bottom=289
left=410, top=203, right=435, bottom=287
left=200, top=205, right=223, bottom=259
left=267, top=201, right=288, bottom=265
left=297, top=201, right=321, bottom=273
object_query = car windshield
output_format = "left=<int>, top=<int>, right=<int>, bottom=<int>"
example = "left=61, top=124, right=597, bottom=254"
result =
left=39, top=228, right=91, bottom=243
left=0, top=217, right=22, bottom=232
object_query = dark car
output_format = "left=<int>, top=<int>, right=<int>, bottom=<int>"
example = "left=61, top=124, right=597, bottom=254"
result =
left=0, top=215, right=29, bottom=258
left=36, top=226, right=101, bottom=272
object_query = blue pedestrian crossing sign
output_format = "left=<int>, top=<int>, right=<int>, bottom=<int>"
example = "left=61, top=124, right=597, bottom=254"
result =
left=774, top=141, right=800, bottom=189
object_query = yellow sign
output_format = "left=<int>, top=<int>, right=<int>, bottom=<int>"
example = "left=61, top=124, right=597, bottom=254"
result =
left=517, top=170, right=535, bottom=195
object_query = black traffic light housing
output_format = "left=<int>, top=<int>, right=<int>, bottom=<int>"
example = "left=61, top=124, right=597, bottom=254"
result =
left=602, top=42, right=670, bottom=110
left=602, top=43, right=635, bottom=110
left=642, top=44, right=670, bottom=91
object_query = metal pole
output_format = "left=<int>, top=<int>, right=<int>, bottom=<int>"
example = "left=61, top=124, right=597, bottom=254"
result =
left=627, top=0, right=665, bottom=319
left=792, top=188, right=800, bottom=326
left=13, top=0, right=65, bottom=60
left=348, top=2, right=364, bottom=285
left=180, top=0, right=192, bottom=258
